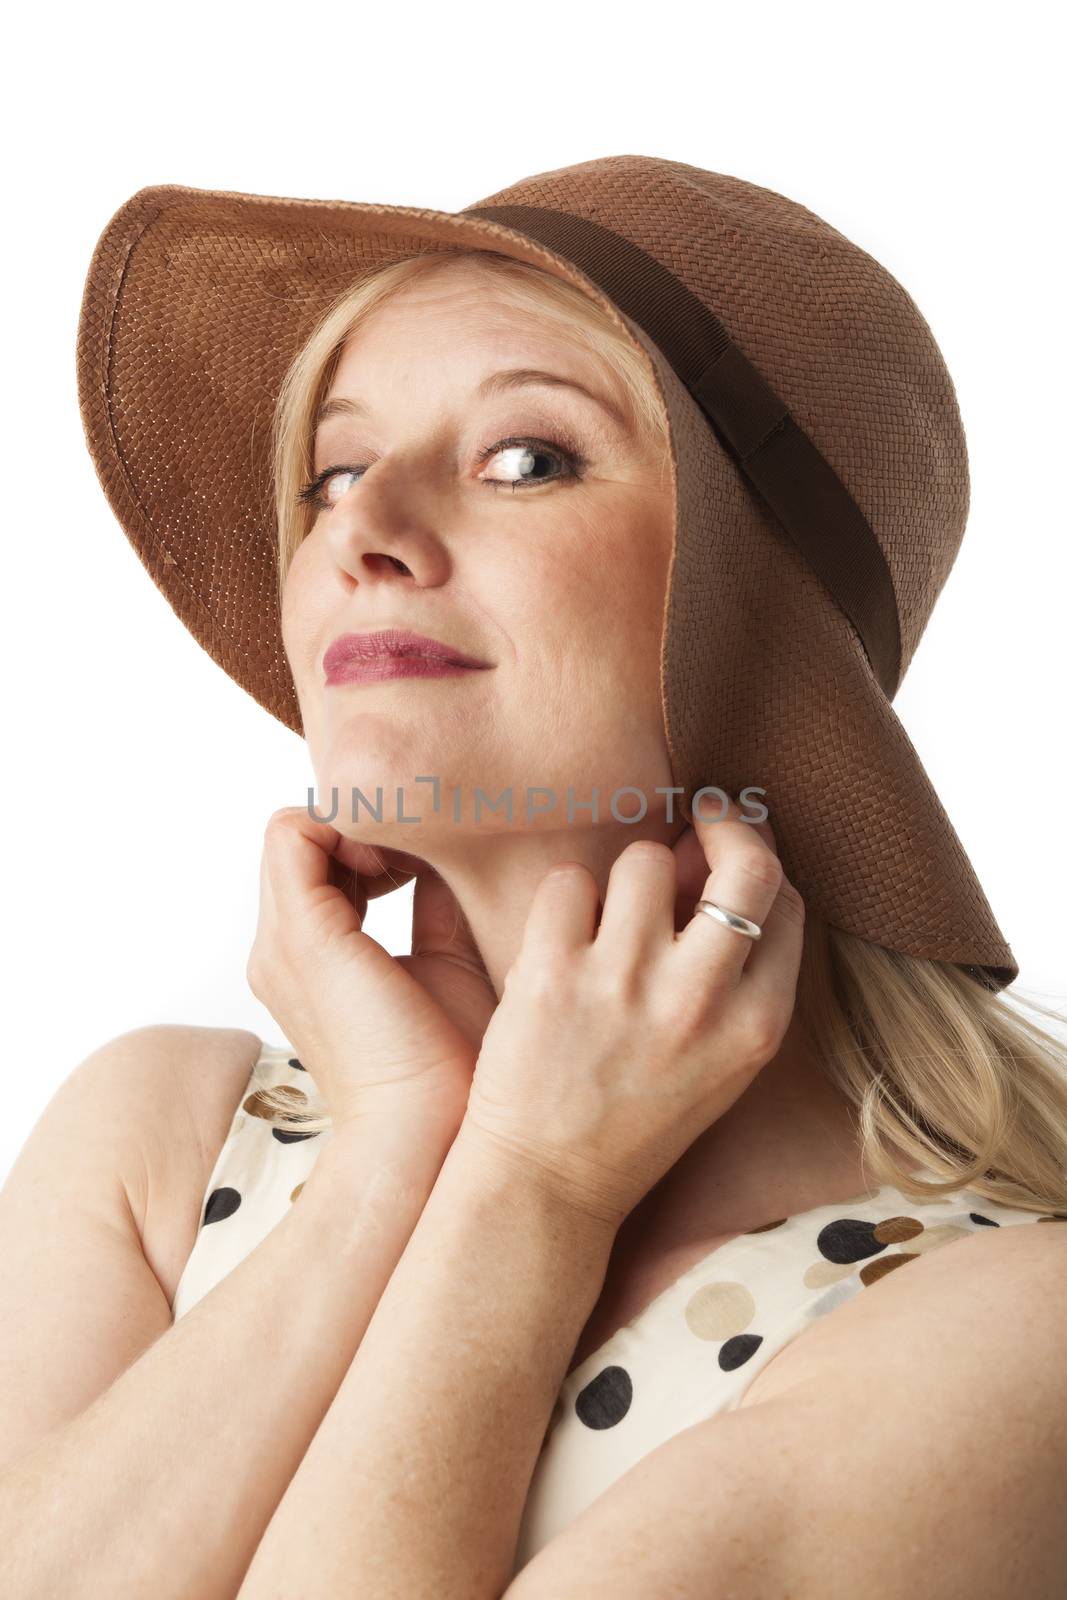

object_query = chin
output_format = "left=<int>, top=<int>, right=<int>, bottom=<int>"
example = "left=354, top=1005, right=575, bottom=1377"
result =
left=307, top=748, right=465, bottom=839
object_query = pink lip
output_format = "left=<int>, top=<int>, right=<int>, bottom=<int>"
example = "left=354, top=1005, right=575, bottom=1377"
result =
left=323, top=628, right=493, bottom=686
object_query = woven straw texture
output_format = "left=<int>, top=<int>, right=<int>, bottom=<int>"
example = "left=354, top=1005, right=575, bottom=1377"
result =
left=75, top=153, right=1016, bottom=987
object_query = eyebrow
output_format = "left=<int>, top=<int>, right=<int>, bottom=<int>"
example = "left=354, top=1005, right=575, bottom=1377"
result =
left=312, top=367, right=632, bottom=435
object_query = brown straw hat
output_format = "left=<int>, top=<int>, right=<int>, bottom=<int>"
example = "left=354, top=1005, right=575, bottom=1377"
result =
left=75, top=152, right=1017, bottom=991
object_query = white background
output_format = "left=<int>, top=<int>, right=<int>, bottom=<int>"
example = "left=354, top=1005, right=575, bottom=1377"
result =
left=3, top=1, right=1064, bottom=1181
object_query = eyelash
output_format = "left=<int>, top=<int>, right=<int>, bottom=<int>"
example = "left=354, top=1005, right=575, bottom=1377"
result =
left=296, top=434, right=589, bottom=511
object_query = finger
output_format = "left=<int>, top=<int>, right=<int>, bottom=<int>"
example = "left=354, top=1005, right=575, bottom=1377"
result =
left=262, top=808, right=366, bottom=935
left=325, top=853, right=363, bottom=921
left=734, top=874, right=806, bottom=1029
left=670, top=824, right=709, bottom=929
left=673, top=792, right=784, bottom=988
left=411, top=865, right=488, bottom=976
left=332, top=837, right=418, bottom=901
left=520, top=861, right=601, bottom=961
left=671, top=809, right=774, bottom=926
left=594, top=840, right=678, bottom=959
left=325, top=835, right=423, bottom=927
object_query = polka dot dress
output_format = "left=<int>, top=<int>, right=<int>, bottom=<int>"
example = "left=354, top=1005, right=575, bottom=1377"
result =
left=171, top=1041, right=1061, bottom=1573
left=172, top=1043, right=336, bottom=1321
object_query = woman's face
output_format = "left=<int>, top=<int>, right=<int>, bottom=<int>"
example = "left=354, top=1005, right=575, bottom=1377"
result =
left=282, top=260, right=677, bottom=845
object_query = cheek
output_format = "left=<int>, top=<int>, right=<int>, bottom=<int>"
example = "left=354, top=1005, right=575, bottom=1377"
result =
left=572, top=516, right=669, bottom=674
left=617, top=516, right=672, bottom=678
left=570, top=528, right=671, bottom=756
left=279, top=542, right=329, bottom=683
left=502, top=544, right=666, bottom=748
left=523, top=508, right=664, bottom=650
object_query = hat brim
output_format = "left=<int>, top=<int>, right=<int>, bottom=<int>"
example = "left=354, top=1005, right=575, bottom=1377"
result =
left=76, top=182, right=1017, bottom=988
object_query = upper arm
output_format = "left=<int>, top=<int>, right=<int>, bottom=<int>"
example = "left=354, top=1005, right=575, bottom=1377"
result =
left=0, top=1024, right=261, bottom=1475
left=505, top=1220, right=1067, bottom=1599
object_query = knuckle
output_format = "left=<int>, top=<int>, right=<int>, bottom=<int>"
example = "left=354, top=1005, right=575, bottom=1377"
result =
left=772, top=877, right=807, bottom=926
left=544, top=860, right=591, bottom=886
left=264, top=806, right=302, bottom=840
left=516, top=958, right=559, bottom=1005
left=739, top=999, right=789, bottom=1061
left=596, top=957, right=646, bottom=1009
left=660, top=980, right=710, bottom=1039
left=732, top=846, right=784, bottom=894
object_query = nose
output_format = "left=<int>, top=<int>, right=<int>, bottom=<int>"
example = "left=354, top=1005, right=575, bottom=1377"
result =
left=324, top=455, right=450, bottom=589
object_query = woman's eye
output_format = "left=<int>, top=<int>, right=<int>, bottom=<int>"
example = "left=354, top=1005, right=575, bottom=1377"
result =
left=476, top=437, right=585, bottom=492
left=296, top=435, right=586, bottom=511
left=302, top=467, right=361, bottom=508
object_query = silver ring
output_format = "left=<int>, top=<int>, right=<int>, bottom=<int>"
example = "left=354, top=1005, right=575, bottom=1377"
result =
left=694, top=899, right=762, bottom=940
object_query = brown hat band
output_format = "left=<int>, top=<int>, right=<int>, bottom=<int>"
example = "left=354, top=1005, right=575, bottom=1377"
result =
left=467, top=202, right=903, bottom=700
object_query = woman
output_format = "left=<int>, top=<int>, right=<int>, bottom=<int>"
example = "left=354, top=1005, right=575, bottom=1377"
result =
left=3, top=155, right=1066, bottom=1595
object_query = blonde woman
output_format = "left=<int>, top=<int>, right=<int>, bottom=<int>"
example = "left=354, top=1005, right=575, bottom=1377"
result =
left=3, top=155, right=1066, bottom=1596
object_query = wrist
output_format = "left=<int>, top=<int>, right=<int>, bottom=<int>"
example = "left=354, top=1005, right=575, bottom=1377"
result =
left=305, top=1107, right=458, bottom=1227
left=451, top=1117, right=624, bottom=1251
left=328, top=1061, right=473, bottom=1141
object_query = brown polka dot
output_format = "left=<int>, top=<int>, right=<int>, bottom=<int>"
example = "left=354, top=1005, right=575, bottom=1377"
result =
left=860, top=1251, right=918, bottom=1284
left=684, top=1281, right=756, bottom=1341
left=872, top=1215, right=925, bottom=1245
left=243, top=1085, right=309, bottom=1119
left=803, top=1258, right=858, bottom=1288
left=290, top=1181, right=305, bottom=1203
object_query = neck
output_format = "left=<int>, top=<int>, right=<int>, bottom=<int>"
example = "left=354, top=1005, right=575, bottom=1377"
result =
left=412, top=807, right=689, bottom=998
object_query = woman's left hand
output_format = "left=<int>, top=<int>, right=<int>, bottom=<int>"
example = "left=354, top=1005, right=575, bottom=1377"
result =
left=462, top=793, right=806, bottom=1230
left=331, top=841, right=498, bottom=1058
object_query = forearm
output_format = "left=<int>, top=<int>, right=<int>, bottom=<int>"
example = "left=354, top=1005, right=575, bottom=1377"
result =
left=240, top=1121, right=617, bottom=1600
left=0, top=1114, right=452, bottom=1600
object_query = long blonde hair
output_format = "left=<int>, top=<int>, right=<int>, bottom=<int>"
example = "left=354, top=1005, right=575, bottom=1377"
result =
left=254, top=247, right=1067, bottom=1217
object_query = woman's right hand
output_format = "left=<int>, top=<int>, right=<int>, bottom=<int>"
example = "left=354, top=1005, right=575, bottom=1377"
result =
left=246, top=807, right=496, bottom=1138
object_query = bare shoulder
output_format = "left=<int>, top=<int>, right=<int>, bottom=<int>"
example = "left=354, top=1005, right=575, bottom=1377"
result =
left=0, top=1026, right=263, bottom=1471
left=739, top=1209, right=1066, bottom=1410
left=82, top=1024, right=265, bottom=1305
left=508, top=1219, right=1067, bottom=1599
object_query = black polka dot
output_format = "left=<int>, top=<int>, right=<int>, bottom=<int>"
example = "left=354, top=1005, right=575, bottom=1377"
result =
left=575, top=1366, right=633, bottom=1429
left=288, top=1057, right=306, bottom=1072
left=817, top=1217, right=892, bottom=1264
left=203, top=1186, right=241, bottom=1225
left=272, top=1128, right=319, bottom=1144
left=719, top=1333, right=763, bottom=1371
left=969, top=1213, right=1000, bottom=1228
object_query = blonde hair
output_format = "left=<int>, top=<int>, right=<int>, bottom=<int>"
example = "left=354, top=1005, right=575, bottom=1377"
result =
left=256, top=248, right=1067, bottom=1218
